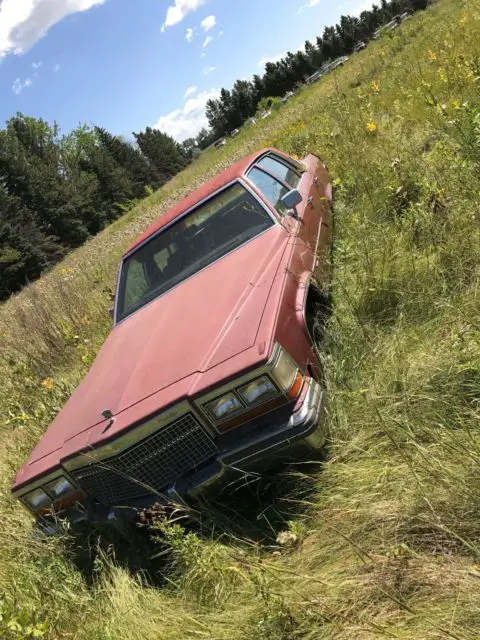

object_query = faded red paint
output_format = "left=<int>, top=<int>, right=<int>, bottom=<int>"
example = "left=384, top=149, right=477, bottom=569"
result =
left=12, top=148, right=332, bottom=494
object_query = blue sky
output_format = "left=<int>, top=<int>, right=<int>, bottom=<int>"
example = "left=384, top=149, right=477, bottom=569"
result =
left=0, top=0, right=371, bottom=141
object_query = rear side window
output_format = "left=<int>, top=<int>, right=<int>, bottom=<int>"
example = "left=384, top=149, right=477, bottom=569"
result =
left=248, top=167, right=289, bottom=216
left=257, top=155, right=301, bottom=188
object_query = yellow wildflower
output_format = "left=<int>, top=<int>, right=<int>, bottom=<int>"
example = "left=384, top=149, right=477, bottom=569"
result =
left=371, top=80, right=380, bottom=93
left=366, top=121, right=377, bottom=133
left=428, top=50, right=437, bottom=61
left=42, top=377, right=54, bottom=390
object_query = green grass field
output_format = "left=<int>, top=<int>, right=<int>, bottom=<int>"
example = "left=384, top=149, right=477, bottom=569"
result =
left=1, top=0, right=479, bottom=637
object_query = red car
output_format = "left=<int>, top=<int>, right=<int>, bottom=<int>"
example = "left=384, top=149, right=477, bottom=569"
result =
left=12, top=148, right=333, bottom=530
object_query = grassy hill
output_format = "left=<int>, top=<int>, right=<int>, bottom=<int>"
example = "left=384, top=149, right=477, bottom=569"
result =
left=1, top=0, right=479, bottom=637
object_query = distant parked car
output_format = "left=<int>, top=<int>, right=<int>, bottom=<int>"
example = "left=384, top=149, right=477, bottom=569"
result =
left=373, top=17, right=402, bottom=39
left=260, top=110, right=272, bottom=119
left=230, top=129, right=240, bottom=137
left=306, top=70, right=323, bottom=84
left=354, top=41, right=367, bottom=52
left=214, top=137, right=227, bottom=149
left=282, top=91, right=295, bottom=103
left=12, top=148, right=334, bottom=534
left=320, top=56, right=349, bottom=75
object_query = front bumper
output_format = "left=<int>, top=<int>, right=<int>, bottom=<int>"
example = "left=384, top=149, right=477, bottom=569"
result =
left=178, top=377, right=327, bottom=498
left=40, top=379, right=326, bottom=533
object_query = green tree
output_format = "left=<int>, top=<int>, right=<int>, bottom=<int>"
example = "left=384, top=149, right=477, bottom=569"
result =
left=133, top=127, right=187, bottom=182
left=0, top=115, right=90, bottom=246
left=95, top=127, right=161, bottom=197
left=0, top=184, right=63, bottom=299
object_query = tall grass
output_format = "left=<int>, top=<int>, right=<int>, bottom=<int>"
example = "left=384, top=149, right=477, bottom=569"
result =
left=1, top=0, right=479, bottom=637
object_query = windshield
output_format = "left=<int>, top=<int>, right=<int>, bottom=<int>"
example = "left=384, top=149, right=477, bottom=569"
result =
left=116, top=182, right=275, bottom=322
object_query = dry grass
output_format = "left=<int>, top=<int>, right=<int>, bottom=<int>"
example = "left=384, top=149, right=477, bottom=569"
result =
left=1, top=0, right=479, bottom=637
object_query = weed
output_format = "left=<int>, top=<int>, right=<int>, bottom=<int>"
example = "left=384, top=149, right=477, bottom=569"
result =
left=0, top=1, right=479, bottom=638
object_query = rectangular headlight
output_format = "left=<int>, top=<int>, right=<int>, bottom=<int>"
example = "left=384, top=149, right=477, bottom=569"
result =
left=238, top=376, right=278, bottom=406
left=199, top=344, right=304, bottom=428
left=45, top=476, right=75, bottom=499
left=23, top=488, right=52, bottom=512
left=205, top=392, right=244, bottom=421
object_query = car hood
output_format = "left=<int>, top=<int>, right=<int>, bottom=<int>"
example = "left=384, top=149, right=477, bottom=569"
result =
left=19, top=225, right=289, bottom=473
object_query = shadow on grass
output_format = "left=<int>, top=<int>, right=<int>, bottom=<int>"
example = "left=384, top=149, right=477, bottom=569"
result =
left=191, top=457, right=327, bottom=544
left=67, top=453, right=328, bottom=587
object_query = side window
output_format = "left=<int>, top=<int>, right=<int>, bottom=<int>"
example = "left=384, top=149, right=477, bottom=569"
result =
left=257, top=155, right=301, bottom=188
left=248, top=167, right=289, bottom=216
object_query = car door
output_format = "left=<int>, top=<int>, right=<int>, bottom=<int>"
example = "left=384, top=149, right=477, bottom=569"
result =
left=297, top=154, right=333, bottom=290
left=246, top=153, right=333, bottom=284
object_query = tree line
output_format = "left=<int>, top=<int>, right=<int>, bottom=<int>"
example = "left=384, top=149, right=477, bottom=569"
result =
left=200, top=0, right=429, bottom=140
left=0, top=116, right=191, bottom=300
left=0, top=0, right=430, bottom=300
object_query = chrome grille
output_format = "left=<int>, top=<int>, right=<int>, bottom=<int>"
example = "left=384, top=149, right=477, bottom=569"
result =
left=71, top=413, right=217, bottom=506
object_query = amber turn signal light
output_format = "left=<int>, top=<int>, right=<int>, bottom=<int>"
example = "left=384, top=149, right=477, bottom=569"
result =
left=287, top=371, right=304, bottom=400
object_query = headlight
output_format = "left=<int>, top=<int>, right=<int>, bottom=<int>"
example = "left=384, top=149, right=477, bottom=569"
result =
left=45, top=476, right=75, bottom=499
left=23, top=488, right=52, bottom=512
left=206, top=392, right=243, bottom=421
left=200, top=344, right=304, bottom=429
left=238, top=376, right=277, bottom=405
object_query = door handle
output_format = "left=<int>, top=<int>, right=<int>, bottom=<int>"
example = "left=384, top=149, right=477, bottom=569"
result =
left=307, top=196, right=314, bottom=208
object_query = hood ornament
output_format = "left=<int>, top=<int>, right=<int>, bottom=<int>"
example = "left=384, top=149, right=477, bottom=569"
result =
left=101, top=409, right=114, bottom=432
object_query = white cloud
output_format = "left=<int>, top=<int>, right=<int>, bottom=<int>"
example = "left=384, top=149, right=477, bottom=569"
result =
left=202, top=35, right=213, bottom=48
left=203, top=65, right=216, bottom=75
left=31, top=60, right=42, bottom=70
left=53, top=63, right=61, bottom=72
left=349, top=0, right=374, bottom=15
left=0, top=0, right=106, bottom=58
left=201, top=52, right=206, bottom=58
left=257, top=52, right=286, bottom=68
left=297, top=0, right=321, bottom=12
left=218, top=29, right=224, bottom=36
left=200, top=15, right=216, bottom=31
left=184, top=85, right=197, bottom=98
left=161, top=0, right=207, bottom=30
left=185, top=27, right=194, bottom=42
left=153, top=88, right=220, bottom=142
left=12, top=77, right=32, bottom=95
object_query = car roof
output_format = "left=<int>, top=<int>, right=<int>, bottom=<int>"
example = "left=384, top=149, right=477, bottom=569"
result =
left=123, top=147, right=276, bottom=256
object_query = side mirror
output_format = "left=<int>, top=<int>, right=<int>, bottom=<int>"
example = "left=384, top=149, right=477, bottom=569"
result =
left=281, top=189, right=303, bottom=210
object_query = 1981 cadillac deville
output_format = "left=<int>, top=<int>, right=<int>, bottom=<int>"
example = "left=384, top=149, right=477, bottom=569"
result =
left=12, top=147, right=333, bottom=529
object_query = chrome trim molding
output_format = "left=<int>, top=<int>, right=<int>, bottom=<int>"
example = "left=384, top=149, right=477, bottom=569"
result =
left=63, top=401, right=194, bottom=472
left=225, top=379, right=326, bottom=467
